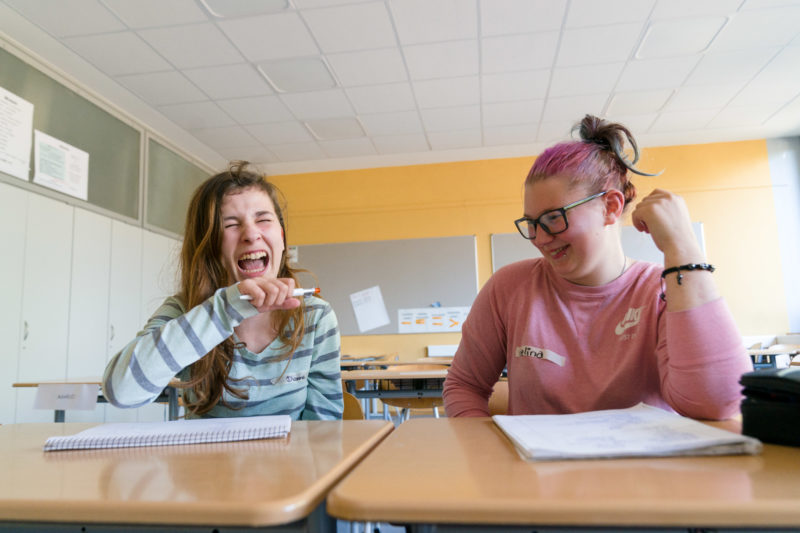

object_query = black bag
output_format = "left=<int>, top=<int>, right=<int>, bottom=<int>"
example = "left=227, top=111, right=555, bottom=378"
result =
left=740, top=367, right=800, bottom=446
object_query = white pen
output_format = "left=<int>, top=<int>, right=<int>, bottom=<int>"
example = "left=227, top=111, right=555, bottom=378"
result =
left=240, top=287, right=320, bottom=301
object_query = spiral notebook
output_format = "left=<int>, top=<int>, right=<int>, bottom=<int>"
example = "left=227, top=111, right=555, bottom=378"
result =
left=43, top=415, right=291, bottom=452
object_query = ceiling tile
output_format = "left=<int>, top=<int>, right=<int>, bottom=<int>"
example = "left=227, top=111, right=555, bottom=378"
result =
left=116, top=71, right=207, bottom=105
left=372, top=133, right=430, bottom=154
left=327, top=48, right=407, bottom=87
left=420, top=106, right=480, bottom=132
left=427, top=129, right=482, bottom=150
left=184, top=64, right=273, bottom=99
left=270, top=142, right=327, bottom=161
left=541, top=94, right=609, bottom=122
left=4, top=0, right=125, bottom=37
left=607, top=90, right=673, bottom=115
left=217, top=13, right=319, bottom=62
left=258, top=57, right=337, bottom=92
left=480, top=0, right=566, bottom=36
left=346, top=84, right=417, bottom=114
left=708, top=103, right=785, bottom=128
left=62, top=32, right=171, bottom=76
left=158, top=101, right=235, bottom=129
left=549, top=63, right=625, bottom=97
left=649, top=109, right=719, bottom=132
left=200, top=0, right=289, bottom=17
left=637, top=17, right=728, bottom=58
left=481, top=71, right=549, bottom=103
left=483, top=123, right=538, bottom=145
left=245, top=121, right=314, bottom=144
left=217, top=95, right=294, bottom=124
left=536, top=119, right=578, bottom=142
left=601, top=113, right=657, bottom=135
left=557, top=24, right=644, bottom=67
left=730, top=80, right=800, bottom=106
left=711, top=6, right=800, bottom=50
left=482, top=100, right=544, bottom=126
left=137, top=24, right=243, bottom=69
left=685, top=47, right=781, bottom=85
left=413, top=77, right=480, bottom=108
left=294, top=0, right=375, bottom=7
left=102, top=0, right=208, bottom=27
left=280, top=89, right=354, bottom=119
left=216, top=145, right=280, bottom=165
left=358, top=111, right=423, bottom=136
left=301, top=2, right=396, bottom=53
left=664, top=84, right=741, bottom=111
left=616, top=56, right=700, bottom=91
left=319, top=137, right=377, bottom=158
left=728, top=46, right=800, bottom=104
left=565, top=0, right=655, bottom=28
left=390, top=0, right=478, bottom=44
left=191, top=125, right=259, bottom=148
left=482, top=33, right=559, bottom=73
left=404, top=40, right=479, bottom=80
left=305, top=117, right=365, bottom=140
left=650, top=0, right=741, bottom=19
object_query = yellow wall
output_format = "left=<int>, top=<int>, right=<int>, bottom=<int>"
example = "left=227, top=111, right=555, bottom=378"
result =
left=272, top=139, right=788, bottom=359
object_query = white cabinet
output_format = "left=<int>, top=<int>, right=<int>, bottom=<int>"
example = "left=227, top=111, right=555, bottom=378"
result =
left=0, top=183, right=28, bottom=424
left=16, top=193, right=74, bottom=423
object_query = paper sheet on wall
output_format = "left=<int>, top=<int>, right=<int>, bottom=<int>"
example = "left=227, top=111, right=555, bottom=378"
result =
left=0, top=85, right=34, bottom=181
left=349, top=286, right=390, bottom=333
left=34, top=383, right=99, bottom=411
left=398, top=307, right=470, bottom=333
left=33, top=130, right=89, bottom=200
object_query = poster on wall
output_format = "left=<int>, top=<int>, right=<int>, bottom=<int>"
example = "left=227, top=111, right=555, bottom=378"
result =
left=0, top=85, right=34, bottom=181
left=397, top=306, right=470, bottom=333
left=33, top=129, right=89, bottom=200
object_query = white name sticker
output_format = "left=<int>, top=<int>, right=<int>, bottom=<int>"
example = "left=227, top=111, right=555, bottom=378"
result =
left=34, top=384, right=99, bottom=411
left=515, top=346, right=566, bottom=367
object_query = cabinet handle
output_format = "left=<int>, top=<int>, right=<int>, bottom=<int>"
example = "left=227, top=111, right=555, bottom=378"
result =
left=23, top=320, right=28, bottom=341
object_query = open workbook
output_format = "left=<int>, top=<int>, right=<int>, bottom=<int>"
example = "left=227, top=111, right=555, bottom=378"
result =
left=492, top=403, right=762, bottom=461
left=43, top=415, right=291, bottom=452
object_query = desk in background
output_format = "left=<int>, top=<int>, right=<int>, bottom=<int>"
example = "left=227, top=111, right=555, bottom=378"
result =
left=341, top=368, right=448, bottom=401
left=328, top=417, right=800, bottom=532
left=0, top=419, right=392, bottom=532
left=12, top=378, right=181, bottom=422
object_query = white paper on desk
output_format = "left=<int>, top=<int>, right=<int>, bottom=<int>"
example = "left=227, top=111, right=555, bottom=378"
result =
left=34, top=383, right=98, bottom=411
left=0, top=86, right=34, bottom=181
left=349, top=285, right=390, bottom=332
left=33, top=130, right=89, bottom=200
left=493, top=403, right=762, bottom=461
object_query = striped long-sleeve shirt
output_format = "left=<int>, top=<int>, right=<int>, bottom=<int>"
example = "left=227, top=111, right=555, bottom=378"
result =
left=102, top=284, right=343, bottom=420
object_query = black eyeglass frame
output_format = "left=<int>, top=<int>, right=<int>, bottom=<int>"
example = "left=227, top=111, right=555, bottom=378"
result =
left=514, top=190, right=609, bottom=240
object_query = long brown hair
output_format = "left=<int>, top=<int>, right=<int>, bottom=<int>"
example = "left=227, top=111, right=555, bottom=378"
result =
left=177, top=161, right=305, bottom=416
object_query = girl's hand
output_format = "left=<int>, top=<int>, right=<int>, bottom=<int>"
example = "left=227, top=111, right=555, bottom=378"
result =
left=238, top=278, right=300, bottom=311
left=631, top=188, right=703, bottom=264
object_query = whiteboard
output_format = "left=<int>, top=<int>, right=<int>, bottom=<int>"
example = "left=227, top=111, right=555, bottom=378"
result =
left=491, top=223, right=705, bottom=272
left=294, top=236, right=479, bottom=336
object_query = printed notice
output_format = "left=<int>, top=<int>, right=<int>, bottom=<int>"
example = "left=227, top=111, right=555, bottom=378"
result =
left=398, top=307, right=470, bottom=333
left=34, top=383, right=99, bottom=412
left=0, top=86, right=34, bottom=181
left=350, top=286, right=391, bottom=333
left=33, top=130, right=89, bottom=200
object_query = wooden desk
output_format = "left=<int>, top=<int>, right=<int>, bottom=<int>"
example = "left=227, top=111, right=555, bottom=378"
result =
left=340, top=369, right=448, bottom=400
left=0, top=420, right=392, bottom=532
left=328, top=417, right=800, bottom=531
left=13, top=378, right=181, bottom=422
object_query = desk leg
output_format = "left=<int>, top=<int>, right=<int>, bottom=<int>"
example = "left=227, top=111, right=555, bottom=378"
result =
left=54, top=410, right=64, bottom=423
left=167, top=387, right=179, bottom=421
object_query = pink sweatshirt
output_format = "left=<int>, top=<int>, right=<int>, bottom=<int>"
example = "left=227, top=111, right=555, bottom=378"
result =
left=443, top=259, right=752, bottom=420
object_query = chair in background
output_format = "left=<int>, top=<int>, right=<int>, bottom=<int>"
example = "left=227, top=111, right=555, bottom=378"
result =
left=378, top=364, right=448, bottom=423
left=342, top=391, right=365, bottom=420
left=488, top=380, right=509, bottom=416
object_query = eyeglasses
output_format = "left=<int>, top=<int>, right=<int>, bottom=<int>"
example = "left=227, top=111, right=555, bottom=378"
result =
left=514, top=191, right=609, bottom=240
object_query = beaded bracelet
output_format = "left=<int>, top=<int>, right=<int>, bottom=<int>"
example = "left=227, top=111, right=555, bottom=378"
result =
left=659, top=263, right=715, bottom=301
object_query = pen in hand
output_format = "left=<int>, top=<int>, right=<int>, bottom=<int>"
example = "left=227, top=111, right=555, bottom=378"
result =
left=240, top=287, right=320, bottom=301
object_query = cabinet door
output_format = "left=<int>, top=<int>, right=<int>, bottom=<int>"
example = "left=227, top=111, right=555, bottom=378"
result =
left=65, top=208, right=111, bottom=423
left=16, top=193, right=74, bottom=423
left=104, top=220, right=143, bottom=423
left=0, top=183, right=27, bottom=424
left=138, top=230, right=181, bottom=421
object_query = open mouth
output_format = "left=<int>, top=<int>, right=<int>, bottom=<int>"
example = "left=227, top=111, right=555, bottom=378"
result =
left=237, top=251, right=268, bottom=273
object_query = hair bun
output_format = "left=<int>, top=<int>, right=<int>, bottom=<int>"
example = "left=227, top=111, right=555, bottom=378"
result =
left=574, top=114, right=662, bottom=177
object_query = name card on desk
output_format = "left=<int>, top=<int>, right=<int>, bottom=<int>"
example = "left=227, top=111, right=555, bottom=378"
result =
left=34, top=384, right=98, bottom=411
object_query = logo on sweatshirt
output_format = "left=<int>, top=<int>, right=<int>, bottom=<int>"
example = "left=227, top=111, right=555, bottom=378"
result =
left=273, top=373, right=307, bottom=385
left=515, top=346, right=566, bottom=367
left=615, top=306, right=643, bottom=336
